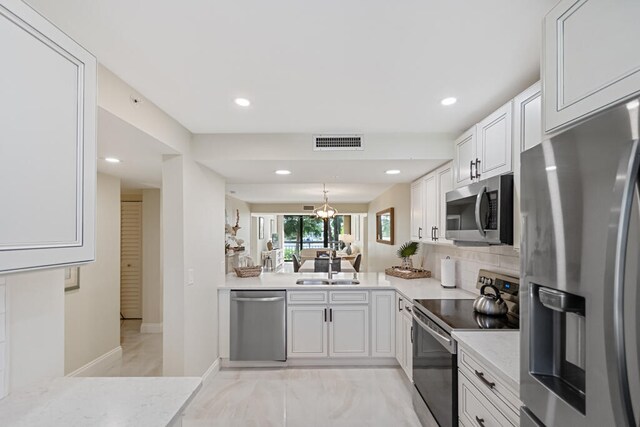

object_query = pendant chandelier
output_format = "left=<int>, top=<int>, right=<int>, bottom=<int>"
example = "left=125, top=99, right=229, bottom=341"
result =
left=314, top=183, right=338, bottom=219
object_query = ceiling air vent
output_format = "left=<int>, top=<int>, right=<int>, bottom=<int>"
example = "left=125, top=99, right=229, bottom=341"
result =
left=303, top=205, right=315, bottom=211
left=313, top=135, right=364, bottom=151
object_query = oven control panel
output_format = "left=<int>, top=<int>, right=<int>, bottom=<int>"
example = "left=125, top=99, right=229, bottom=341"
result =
left=477, top=269, right=519, bottom=303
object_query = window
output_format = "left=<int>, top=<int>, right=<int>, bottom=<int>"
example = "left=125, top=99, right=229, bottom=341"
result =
left=283, top=215, right=347, bottom=261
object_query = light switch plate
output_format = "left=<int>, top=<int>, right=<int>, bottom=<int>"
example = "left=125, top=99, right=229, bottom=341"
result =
left=187, top=268, right=195, bottom=286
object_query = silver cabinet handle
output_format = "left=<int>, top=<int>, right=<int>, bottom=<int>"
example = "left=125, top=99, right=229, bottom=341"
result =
left=231, top=297, right=284, bottom=302
left=474, top=186, right=487, bottom=236
left=324, top=308, right=327, bottom=322
left=470, top=160, right=475, bottom=181
left=418, top=227, right=422, bottom=239
left=610, top=137, right=640, bottom=425
left=475, top=416, right=485, bottom=426
left=398, top=298, right=403, bottom=312
left=475, top=158, right=481, bottom=179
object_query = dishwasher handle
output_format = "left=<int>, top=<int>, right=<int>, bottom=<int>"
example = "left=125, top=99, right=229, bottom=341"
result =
left=231, top=296, right=285, bottom=302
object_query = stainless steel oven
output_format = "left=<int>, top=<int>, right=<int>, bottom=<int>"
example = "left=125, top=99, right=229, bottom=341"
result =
left=412, top=305, right=457, bottom=427
left=445, top=174, right=513, bottom=245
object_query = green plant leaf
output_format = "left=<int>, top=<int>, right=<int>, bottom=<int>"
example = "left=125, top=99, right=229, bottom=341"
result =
left=396, top=241, right=419, bottom=258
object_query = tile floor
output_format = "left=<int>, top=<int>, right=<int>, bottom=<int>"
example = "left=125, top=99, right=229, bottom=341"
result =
left=182, top=367, right=432, bottom=427
left=100, top=319, right=163, bottom=377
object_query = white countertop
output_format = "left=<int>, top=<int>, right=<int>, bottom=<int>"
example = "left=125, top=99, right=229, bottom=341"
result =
left=0, top=377, right=202, bottom=427
left=221, top=272, right=476, bottom=301
left=452, top=330, right=520, bottom=393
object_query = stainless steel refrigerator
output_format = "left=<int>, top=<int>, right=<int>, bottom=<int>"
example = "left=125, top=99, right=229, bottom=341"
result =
left=520, top=98, right=640, bottom=426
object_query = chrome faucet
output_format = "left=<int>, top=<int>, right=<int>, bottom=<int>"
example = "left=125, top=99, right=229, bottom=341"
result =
left=328, top=248, right=334, bottom=280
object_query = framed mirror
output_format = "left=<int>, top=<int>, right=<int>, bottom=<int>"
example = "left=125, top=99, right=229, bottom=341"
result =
left=376, top=207, right=394, bottom=245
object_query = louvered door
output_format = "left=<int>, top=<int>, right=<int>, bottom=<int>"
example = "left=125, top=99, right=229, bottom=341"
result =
left=120, top=202, right=142, bottom=318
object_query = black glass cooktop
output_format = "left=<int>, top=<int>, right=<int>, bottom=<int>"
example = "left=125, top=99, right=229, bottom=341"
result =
left=413, top=299, right=519, bottom=332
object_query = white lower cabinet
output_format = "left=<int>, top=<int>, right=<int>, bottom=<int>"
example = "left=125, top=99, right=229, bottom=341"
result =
left=329, top=305, right=369, bottom=357
left=286, top=290, right=396, bottom=360
left=395, top=293, right=413, bottom=380
left=287, top=305, right=328, bottom=357
left=457, top=346, right=521, bottom=426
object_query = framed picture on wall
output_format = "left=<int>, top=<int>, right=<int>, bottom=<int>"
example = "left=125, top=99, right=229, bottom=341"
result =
left=258, top=217, right=264, bottom=239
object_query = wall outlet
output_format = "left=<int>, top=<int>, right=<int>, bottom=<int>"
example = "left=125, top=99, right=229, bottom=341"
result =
left=187, top=268, right=195, bottom=286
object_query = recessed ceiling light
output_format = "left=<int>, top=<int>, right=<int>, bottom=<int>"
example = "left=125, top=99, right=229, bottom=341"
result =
left=441, top=97, right=457, bottom=106
left=104, top=157, right=121, bottom=163
left=234, top=98, right=251, bottom=107
left=275, top=170, right=291, bottom=175
left=385, top=169, right=401, bottom=175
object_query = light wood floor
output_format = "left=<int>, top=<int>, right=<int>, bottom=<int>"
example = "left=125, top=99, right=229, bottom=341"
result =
left=100, top=319, right=163, bottom=377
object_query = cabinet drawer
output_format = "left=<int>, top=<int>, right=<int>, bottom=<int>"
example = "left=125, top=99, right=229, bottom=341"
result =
left=458, top=348, right=520, bottom=423
left=459, top=372, right=515, bottom=427
left=329, top=291, right=368, bottom=304
left=288, top=291, right=328, bottom=305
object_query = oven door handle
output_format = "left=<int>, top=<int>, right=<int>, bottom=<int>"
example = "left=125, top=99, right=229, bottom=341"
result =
left=412, top=311, right=452, bottom=351
left=474, top=186, right=487, bottom=236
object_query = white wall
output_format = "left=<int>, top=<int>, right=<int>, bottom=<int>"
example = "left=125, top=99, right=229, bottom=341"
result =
left=162, top=153, right=225, bottom=377
left=366, top=184, right=411, bottom=272
left=5, top=269, right=65, bottom=392
left=420, top=244, right=519, bottom=295
left=65, top=173, right=121, bottom=375
left=251, top=214, right=276, bottom=263
left=142, top=188, right=163, bottom=331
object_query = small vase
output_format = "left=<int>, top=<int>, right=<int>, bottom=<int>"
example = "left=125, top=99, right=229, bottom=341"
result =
left=401, top=257, right=413, bottom=269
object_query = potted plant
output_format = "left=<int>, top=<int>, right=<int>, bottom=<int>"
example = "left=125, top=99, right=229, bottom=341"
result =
left=396, top=241, right=419, bottom=269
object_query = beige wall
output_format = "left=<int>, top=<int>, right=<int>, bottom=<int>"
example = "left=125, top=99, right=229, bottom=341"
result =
left=65, top=173, right=121, bottom=375
left=366, top=184, right=411, bottom=272
left=6, top=269, right=65, bottom=392
left=142, top=189, right=163, bottom=330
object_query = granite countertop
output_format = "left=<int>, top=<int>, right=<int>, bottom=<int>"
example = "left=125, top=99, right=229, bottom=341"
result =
left=452, top=330, right=520, bottom=393
left=0, top=377, right=202, bottom=427
left=221, top=272, right=476, bottom=301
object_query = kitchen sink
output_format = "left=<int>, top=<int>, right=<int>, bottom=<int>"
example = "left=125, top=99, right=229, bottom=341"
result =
left=295, top=279, right=360, bottom=286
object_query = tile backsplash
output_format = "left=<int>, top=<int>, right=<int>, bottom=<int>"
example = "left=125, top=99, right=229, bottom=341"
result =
left=419, top=243, right=519, bottom=295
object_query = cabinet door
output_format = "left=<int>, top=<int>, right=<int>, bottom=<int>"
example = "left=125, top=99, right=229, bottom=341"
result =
left=410, top=180, right=424, bottom=241
left=477, top=102, right=513, bottom=181
left=0, top=0, right=96, bottom=273
left=436, top=162, right=453, bottom=243
left=454, top=126, right=477, bottom=188
left=513, top=82, right=542, bottom=250
left=371, top=291, right=395, bottom=358
left=395, top=294, right=404, bottom=368
left=287, top=305, right=328, bottom=357
left=543, top=0, right=640, bottom=133
left=403, top=314, right=413, bottom=380
left=329, top=305, right=369, bottom=357
left=423, top=174, right=438, bottom=243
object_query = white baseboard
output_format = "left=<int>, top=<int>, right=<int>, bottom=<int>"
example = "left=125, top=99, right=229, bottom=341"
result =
left=220, top=357, right=399, bottom=369
left=201, top=357, right=220, bottom=385
left=66, top=346, right=123, bottom=377
left=140, top=322, right=163, bottom=333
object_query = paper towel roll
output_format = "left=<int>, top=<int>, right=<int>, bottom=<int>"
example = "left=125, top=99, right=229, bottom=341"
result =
left=441, top=257, right=455, bottom=288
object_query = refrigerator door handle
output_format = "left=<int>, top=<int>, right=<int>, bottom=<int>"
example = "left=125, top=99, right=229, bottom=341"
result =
left=475, top=186, right=487, bottom=236
left=612, top=137, right=640, bottom=427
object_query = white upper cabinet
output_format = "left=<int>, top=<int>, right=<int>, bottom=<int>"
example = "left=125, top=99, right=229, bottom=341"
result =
left=410, top=180, right=424, bottom=241
left=513, top=82, right=542, bottom=251
left=422, top=174, right=438, bottom=242
left=0, top=0, right=96, bottom=273
left=435, top=164, right=453, bottom=244
left=543, top=0, right=640, bottom=133
left=453, top=126, right=477, bottom=188
left=476, top=101, right=513, bottom=180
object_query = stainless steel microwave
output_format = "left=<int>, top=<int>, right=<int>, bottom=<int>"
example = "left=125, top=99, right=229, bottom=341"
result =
left=445, top=174, right=513, bottom=245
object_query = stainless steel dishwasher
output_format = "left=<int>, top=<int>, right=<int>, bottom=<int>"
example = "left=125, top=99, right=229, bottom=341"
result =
left=230, top=290, right=286, bottom=361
